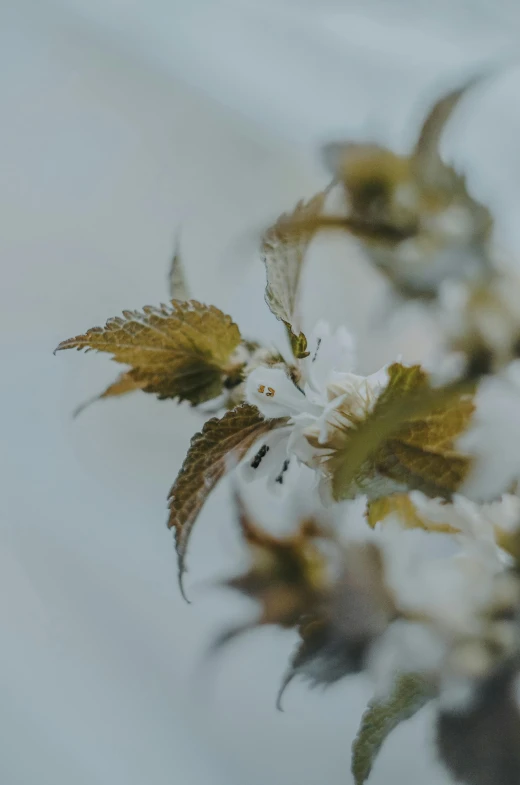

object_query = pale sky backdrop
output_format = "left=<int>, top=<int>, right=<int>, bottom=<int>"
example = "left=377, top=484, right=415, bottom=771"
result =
left=3, top=1, right=520, bottom=783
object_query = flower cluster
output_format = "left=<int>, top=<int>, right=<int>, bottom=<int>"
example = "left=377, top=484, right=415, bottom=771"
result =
left=57, top=71, right=520, bottom=785
left=240, top=321, right=389, bottom=498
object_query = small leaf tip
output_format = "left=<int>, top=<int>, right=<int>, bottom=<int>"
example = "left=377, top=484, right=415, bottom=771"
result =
left=276, top=670, right=296, bottom=712
left=178, top=572, right=192, bottom=604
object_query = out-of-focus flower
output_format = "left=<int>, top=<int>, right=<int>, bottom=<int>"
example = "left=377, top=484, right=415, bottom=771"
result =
left=439, top=271, right=520, bottom=378
left=436, top=569, right=520, bottom=785
left=320, top=78, right=494, bottom=301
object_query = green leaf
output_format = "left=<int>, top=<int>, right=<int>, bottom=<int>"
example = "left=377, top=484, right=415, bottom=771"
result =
left=72, top=371, right=147, bottom=417
left=351, top=674, right=435, bottom=785
left=412, top=73, right=484, bottom=190
left=366, top=493, right=457, bottom=535
left=261, top=190, right=328, bottom=357
left=55, top=300, right=242, bottom=405
left=167, top=404, right=286, bottom=599
left=327, top=363, right=475, bottom=502
left=285, top=323, right=309, bottom=360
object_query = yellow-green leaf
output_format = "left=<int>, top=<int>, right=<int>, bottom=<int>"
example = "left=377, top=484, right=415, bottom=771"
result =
left=73, top=371, right=147, bottom=417
left=167, top=404, right=286, bottom=599
left=285, top=324, right=309, bottom=360
left=367, top=494, right=426, bottom=530
left=261, top=190, right=328, bottom=356
left=412, top=72, right=492, bottom=193
left=329, top=364, right=475, bottom=502
left=55, top=300, right=242, bottom=405
left=351, top=674, right=435, bottom=785
left=366, top=494, right=457, bottom=534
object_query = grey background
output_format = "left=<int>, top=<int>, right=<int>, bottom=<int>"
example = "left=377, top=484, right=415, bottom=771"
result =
left=3, top=1, right=520, bottom=783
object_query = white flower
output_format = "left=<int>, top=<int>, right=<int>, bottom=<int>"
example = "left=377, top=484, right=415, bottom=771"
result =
left=458, top=367, right=520, bottom=501
left=409, top=491, right=520, bottom=567
left=241, top=321, right=365, bottom=491
left=304, top=366, right=390, bottom=451
left=439, top=271, right=520, bottom=375
left=241, top=322, right=392, bottom=496
left=328, top=493, right=509, bottom=690
left=366, top=521, right=500, bottom=693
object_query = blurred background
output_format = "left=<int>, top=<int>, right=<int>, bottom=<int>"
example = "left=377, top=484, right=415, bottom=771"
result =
left=3, top=1, right=520, bottom=783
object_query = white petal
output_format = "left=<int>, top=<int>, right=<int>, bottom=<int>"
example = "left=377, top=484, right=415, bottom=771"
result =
left=302, top=321, right=356, bottom=393
left=239, top=428, right=290, bottom=484
left=245, top=367, right=317, bottom=419
left=287, top=413, right=321, bottom=464
left=369, top=621, right=447, bottom=697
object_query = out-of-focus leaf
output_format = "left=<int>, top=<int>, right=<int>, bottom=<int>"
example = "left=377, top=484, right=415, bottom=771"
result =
left=375, top=365, right=474, bottom=496
left=367, top=494, right=426, bottom=529
left=412, top=76, right=477, bottom=189
left=56, top=300, right=242, bottom=405
left=366, top=493, right=457, bottom=534
left=352, top=673, right=435, bottom=785
left=275, top=544, right=397, bottom=709
left=261, top=190, right=329, bottom=357
left=223, top=499, right=327, bottom=629
left=72, top=371, right=147, bottom=418
left=323, top=143, right=416, bottom=230
left=326, top=363, right=475, bottom=502
left=217, top=507, right=400, bottom=709
left=168, top=234, right=191, bottom=301
left=167, top=405, right=286, bottom=599
left=276, top=616, right=370, bottom=711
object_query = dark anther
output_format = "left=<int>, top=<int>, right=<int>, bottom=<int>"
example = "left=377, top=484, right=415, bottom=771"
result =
left=251, top=444, right=269, bottom=470
left=312, top=338, right=322, bottom=363
left=275, top=459, right=291, bottom=484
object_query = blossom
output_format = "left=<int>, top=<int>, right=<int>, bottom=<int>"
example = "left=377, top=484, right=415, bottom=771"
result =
left=458, top=366, right=520, bottom=501
left=439, top=270, right=520, bottom=377
left=240, top=321, right=389, bottom=493
left=408, top=491, right=520, bottom=567
left=309, top=494, right=514, bottom=696
left=352, top=492, right=520, bottom=696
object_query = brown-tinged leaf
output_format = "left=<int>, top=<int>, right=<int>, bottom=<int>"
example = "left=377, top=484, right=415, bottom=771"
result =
left=261, top=189, right=329, bottom=357
left=412, top=76, right=478, bottom=189
left=376, top=365, right=475, bottom=497
left=168, top=234, right=191, bottom=301
left=167, top=404, right=286, bottom=599
left=72, top=371, right=147, bottom=418
left=223, top=500, right=327, bottom=630
left=56, top=300, right=242, bottom=405
left=366, top=493, right=458, bottom=534
left=215, top=506, right=392, bottom=708
left=276, top=616, right=372, bottom=710
left=352, top=674, right=435, bottom=785
left=326, top=363, right=475, bottom=502
left=286, top=325, right=309, bottom=360
left=367, top=494, right=426, bottom=529
left=216, top=506, right=399, bottom=709
left=276, top=544, right=397, bottom=709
